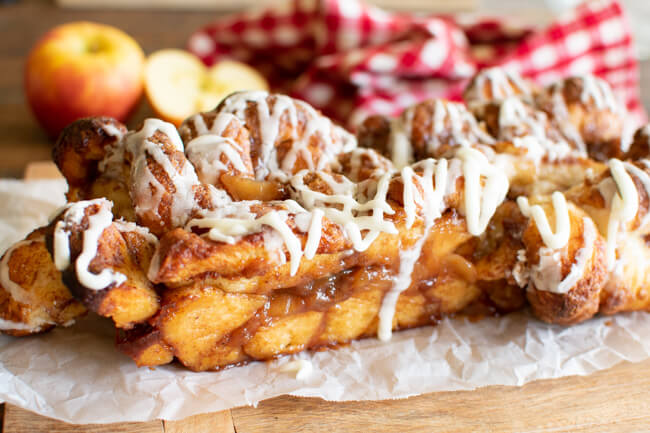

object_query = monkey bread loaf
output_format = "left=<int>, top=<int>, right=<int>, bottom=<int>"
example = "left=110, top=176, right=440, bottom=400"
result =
left=2, top=72, right=650, bottom=372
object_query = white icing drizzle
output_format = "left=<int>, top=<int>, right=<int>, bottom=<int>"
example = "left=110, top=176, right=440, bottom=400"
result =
left=469, top=67, right=529, bottom=104
left=53, top=203, right=85, bottom=270
left=191, top=112, right=209, bottom=136
left=290, top=170, right=398, bottom=252
left=401, top=159, right=449, bottom=229
left=184, top=112, right=251, bottom=185
left=187, top=112, right=238, bottom=137
left=218, top=91, right=356, bottom=181
left=98, top=145, right=125, bottom=179
left=546, top=75, right=622, bottom=154
left=499, top=97, right=535, bottom=132
left=248, top=170, right=395, bottom=274
left=377, top=159, right=450, bottom=341
left=187, top=200, right=313, bottom=276
left=530, top=217, right=596, bottom=294
left=556, top=217, right=596, bottom=293
left=53, top=199, right=127, bottom=291
left=342, top=147, right=390, bottom=181
left=128, top=118, right=184, bottom=152
left=622, top=161, right=650, bottom=230
left=303, top=208, right=324, bottom=260
left=457, top=147, right=509, bottom=236
left=0, top=238, right=44, bottom=305
left=619, top=117, right=636, bottom=154
left=376, top=149, right=505, bottom=341
left=388, top=107, right=415, bottom=169
left=126, top=118, right=204, bottom=227
left=429, top=100, right=495, bottom=155
left=517, top=192, right=571, bottom=250
left=512, top=249, right=529, bottom=288
left=548, top=82, right=587, bottom=153
left=186, top=157, right=460, bottom=280
left=401, top=166, right=416, bottom=228
left=388, top=100, right=494, bottom=169
left=605, top=159, right=640, bottom=269
left=579, top=75, right=620, bottom=113
left=513, top=136, right=574, bottom=163
left=97, top=123, right=126, bottom=178
left=186, top=134, right=250, bottom=185
left=498, top=97, right=577, bottom=162
left=178, top=96, right=507, bottom=338
left=101, top=122, right=125, bottom=140
left=221, top=91, right=290, bottom=179
left=529, top=248, right=563, bottom=293
left=113, top=219, right=159, bottom=245
left=377, top=225, right=429, bottom=342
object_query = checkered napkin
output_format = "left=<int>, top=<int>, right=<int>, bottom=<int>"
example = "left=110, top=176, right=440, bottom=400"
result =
left=188, top=0, right=645, bottom=128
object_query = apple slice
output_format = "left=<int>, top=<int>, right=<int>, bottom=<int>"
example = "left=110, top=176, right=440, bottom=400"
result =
left=144, top=49, right=269, bottom=126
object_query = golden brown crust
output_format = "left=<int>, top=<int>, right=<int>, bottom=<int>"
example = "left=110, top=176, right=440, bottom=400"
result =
left=566, top=160, right=650, bottom=233
left=625, top=125, right=650, bottom=161
left=215, top=92, right=353, bottom=177
left=153, top=201, right=352, bottom=288
left=0, top=229, right=86, bottom=336
left=479, top=100, right=580, bottom=152
left=6, top=81, right=650, bottom=372
left=535, top=76, right=625, bottom=161
left=126, top=242, right=483, bottom=372
left=357, top=115, right=391, bottom=157
left=463, top=68, right=536, bottom=108
left=116, top=325, right=174, bottom=367
left=87, top=177, right=135, bottom=222
left=335, top=148, right=394, bottom=182
left=598, top=232, right=650, bottom=315
left=53, top=117, right=126, bottom=196
left=180, top=112, right=256, bottom=186
left=407, top=100, right=494, bottom=160
left=522, top=207, right=608, bottom=325
left=130, top=131, right=190, bottom=235
left=47, top=203, right=159, bottom=329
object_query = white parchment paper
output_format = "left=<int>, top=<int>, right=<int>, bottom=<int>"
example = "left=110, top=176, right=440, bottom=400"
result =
left=1, top=179, right=650, bottom=424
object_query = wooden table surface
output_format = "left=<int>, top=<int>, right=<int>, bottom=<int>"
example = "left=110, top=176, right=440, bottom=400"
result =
left=4, top=1, right=650, bottom=432
left=1, top=0, right=232, bottom=178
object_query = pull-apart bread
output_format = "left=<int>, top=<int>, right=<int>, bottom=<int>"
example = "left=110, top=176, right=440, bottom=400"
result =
left=2, top=71, right=650, bottom=371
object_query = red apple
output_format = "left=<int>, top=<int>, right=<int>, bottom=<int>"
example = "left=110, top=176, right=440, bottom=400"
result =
left=24, top=21, right=145, bottom=138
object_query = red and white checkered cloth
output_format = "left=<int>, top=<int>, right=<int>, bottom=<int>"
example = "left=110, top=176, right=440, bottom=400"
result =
left=188, top=0, right=645, bottom=129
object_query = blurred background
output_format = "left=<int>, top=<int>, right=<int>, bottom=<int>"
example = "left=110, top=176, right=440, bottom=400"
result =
left=3, top=0, right=650, bottom=178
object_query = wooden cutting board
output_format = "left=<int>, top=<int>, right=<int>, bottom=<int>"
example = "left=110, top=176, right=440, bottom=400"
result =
left=2, top=161, right=650, bottom=433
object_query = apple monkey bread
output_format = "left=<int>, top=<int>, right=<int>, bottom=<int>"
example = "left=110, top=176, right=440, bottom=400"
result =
left=2, top=72, right=650, bottom=372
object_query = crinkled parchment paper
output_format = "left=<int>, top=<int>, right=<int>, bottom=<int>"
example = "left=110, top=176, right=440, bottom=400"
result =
left=2, top=179, right=650, bottom=424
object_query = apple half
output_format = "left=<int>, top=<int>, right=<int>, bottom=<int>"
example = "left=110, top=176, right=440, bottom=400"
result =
left=144, top=49, right=269, bottom=126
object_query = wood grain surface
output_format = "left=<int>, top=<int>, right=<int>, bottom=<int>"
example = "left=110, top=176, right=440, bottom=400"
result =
left=0, top=0, right=214, bottom=178
left=3, top=405, right=164, bottom=433
left=232, top=359, right=650, bottom=433
left=3, top=1, right=650, bottom=432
